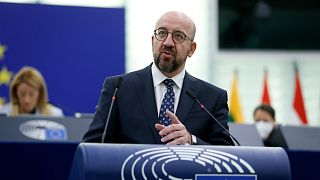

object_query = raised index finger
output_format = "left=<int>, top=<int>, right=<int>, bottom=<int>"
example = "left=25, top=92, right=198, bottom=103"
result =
left=166, top=110, right=181, bottom=124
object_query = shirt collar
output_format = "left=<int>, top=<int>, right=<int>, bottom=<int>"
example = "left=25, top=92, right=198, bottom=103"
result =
left=151, top=63, right=185, bottom=89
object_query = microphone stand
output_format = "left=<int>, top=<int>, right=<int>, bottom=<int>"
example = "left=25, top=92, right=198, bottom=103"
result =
left=186, top=91, right=241, bottom=146
left=101, top=77, right=123, bottom=143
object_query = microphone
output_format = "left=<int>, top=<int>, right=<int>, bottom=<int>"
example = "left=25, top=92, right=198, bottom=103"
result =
left=101, top=77, right=123, bottom=143
left=185, top=91, right=240, bottom=146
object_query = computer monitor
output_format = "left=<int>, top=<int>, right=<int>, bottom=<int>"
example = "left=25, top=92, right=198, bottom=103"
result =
left=229, top=123, right=264, bottom=146
left=280, top=125, right=320, bottom=151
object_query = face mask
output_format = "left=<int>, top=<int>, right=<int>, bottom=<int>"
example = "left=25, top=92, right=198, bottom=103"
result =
left=255, top=121, right=274, bottom=140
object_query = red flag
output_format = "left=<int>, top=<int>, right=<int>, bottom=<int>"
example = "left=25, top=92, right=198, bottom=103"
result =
left=293, top=65, right=308, bottom=124
left=261, top=69, right=271, bottom=105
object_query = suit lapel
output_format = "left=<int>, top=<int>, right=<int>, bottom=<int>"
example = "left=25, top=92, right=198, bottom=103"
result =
left=176, top=72, right=199, bottom=124
left=133, top=66, right=200, bottom=143
left=134, top=65, right=162, bottom=143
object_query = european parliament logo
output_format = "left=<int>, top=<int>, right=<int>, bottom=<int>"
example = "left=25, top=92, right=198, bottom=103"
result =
left=121, top=147, right=257, bottom=180
left=19, top=120, right=67, bottom=140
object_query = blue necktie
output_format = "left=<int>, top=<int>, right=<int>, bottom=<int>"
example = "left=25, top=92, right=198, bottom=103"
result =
left=159, top=79, right=175, bottom=126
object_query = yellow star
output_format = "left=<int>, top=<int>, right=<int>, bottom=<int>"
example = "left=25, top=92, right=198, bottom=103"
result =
left=0, top=43, right=7, bottom=60
left=0, top=97, right=6, bottom=105
left=0, top=66, right=13, bottom=86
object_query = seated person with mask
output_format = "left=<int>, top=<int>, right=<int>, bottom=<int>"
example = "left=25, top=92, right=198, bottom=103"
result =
left=253, top=104, right=287, bottom=148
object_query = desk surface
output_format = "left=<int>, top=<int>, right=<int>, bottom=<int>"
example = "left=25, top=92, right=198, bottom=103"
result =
left=0, top=116, right=92, bottom=142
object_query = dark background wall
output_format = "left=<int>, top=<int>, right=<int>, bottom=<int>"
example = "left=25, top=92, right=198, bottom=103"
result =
left=219, top=0, right=320, bottom=50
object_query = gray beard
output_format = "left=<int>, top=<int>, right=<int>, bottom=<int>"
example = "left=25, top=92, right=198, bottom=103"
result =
left=154, top=56, right=180, bottom=74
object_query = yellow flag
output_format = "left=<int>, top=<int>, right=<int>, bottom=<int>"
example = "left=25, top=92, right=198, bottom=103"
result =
left=229, top=70, right=244, bottom=123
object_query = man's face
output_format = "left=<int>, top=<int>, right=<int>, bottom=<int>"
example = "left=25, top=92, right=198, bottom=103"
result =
left=152, top=13, right=196, bottom=77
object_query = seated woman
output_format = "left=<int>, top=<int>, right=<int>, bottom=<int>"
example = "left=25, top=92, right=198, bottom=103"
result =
left=0, top=66, right=63, bottom=116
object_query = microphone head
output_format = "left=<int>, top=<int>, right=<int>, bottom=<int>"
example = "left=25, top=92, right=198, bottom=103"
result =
left=116, top=77, right=123, bottom=88
left=186, top=91, right=196, bottom=100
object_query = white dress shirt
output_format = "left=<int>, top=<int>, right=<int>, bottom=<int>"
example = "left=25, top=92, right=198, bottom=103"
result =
left=151, top=63, right=185, bottom=115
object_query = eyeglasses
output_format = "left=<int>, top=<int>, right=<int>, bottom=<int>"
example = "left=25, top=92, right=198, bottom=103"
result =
left=154, top=29, right=192, bottom=44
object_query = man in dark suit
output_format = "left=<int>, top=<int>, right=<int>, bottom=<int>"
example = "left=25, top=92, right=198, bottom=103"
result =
left=83, top=11, right=234, bottom=146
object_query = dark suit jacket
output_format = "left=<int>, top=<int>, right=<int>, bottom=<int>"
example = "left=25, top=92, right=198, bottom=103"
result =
left=83, top=64, right=234, bottom=145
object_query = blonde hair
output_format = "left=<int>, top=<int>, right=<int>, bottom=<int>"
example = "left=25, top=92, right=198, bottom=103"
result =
left=10, top=66, right=51, bottom=115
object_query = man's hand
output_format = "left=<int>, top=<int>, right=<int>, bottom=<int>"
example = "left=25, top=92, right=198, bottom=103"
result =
left=155, top=110, right=192, bottom=145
